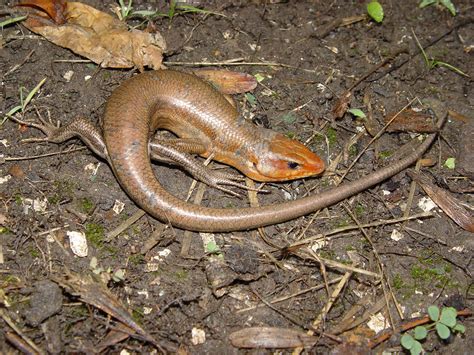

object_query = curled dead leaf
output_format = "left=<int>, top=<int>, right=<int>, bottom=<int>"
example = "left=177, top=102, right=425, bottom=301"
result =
left=333, top=90, right=352, bottom=119
left=21, top=1, right=166, bottom=71
left=408, top=170, right=474, bottom=233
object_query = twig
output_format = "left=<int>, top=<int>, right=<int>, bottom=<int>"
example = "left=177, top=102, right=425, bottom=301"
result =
left=4, top=146, right=87, bottom=162
left=106, top=209, right=146, bottom=241
left=165, top=59, right=317, bottom=73
left=4, top=49, right=35, bottom=77
left=237, top=276, right=343, bottom=313
left=0, top=309, right=46, bottom=355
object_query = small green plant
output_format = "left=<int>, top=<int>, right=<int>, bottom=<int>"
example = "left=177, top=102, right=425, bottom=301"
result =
left=325, top=127, right=337, bottom=146
left=378, top=150, right=393, bottom=159
left=79, top=198, right=95, bottom=214
left=412, top=30, right=468, bottom=77
left=90, top=257, right=125, bottom=283
left=85, top=223, right=105, bottom=248
left=2, top=78, right=46, bottom=124
left=401, top=306, right=465, bottom=355
left=367, top=1, right=384, bottom=23
left=419, top=0, right=456, bottom=16
left=392, top=273, right=405, bottom=290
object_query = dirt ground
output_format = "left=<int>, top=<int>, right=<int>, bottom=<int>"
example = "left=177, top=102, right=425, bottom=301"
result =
left=1, top=0, right=473, bottom=353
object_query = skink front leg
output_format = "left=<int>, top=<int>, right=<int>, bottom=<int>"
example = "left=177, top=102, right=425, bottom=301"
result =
left=149, top=141, right=264, bottom=197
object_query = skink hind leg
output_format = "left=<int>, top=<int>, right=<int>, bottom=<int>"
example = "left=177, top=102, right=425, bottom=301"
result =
left=149, top=141, right=266, bottom=197
left=9, top=115, right=107, bottom=159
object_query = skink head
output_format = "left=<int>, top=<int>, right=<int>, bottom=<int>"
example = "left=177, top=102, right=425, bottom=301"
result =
left=243, top=132, right=325, bottom=182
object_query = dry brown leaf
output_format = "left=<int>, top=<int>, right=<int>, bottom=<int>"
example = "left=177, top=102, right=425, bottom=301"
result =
left=191, top=69, right=257, bottom=94
left=408, top=170, right=474, bottom=233
left=53, top=272, right=158, bottom=346
left=229, top=327, right=317, bottom=348
left=21, top=1, right=166, bottom=71
left=384, top=109, right=438, bottom=133
left=332, top=90, right=352, bottom=119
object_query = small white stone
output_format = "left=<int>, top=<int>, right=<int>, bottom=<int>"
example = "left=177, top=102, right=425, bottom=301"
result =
left=63, top=70, right=74, bottom=82
left=191, top=327, right=206, bottom=345
left=113, top=200, right=125, bottom=214
left=418, top=197, right=437, bottom=212
left=390, top=229, right=404, bottom=241
left=68, top=231, right=88, bottom=257
left=367, top=313, right=388, bottom=333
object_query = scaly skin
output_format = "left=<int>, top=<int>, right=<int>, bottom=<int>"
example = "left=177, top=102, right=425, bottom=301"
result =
left=100, top=70, right=444, bottom=231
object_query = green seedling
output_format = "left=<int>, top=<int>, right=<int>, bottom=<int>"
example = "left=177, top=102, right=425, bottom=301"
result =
left=0, top=16, right=27, bottom=29
left=117, top=0, right=133, bottom=20
left=419, top=0, right=456, bottom=16
left=2, top=78, right=47, bottom=125
left=401, top=305, right=465, bottom=355
left=367, top=1, right=384, bottom=23
left=90, top=256, right=125, bottom=283
left=412, top=30, right=468, bottom=77
left=348, top=108, right=366, bottom=119
left=444, top=157, right=455, bottom=169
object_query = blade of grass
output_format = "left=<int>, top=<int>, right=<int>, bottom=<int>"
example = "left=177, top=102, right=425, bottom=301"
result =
left=2, top=78, right=47, bottom=124
left=0, top=16, right=27, bottom=29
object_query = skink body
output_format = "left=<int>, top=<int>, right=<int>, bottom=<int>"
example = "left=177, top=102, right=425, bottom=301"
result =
left=101, top=70, right=442, bottom=232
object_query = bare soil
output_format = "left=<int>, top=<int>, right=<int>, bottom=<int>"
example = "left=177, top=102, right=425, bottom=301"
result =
left=1, top=0, right=473, bottom=353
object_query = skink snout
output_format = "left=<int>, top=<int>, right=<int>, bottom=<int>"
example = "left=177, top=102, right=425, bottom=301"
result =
left=245, top=132, right=325, bottom=182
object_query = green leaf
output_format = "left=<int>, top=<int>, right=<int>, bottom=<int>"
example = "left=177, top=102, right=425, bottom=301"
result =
left=439, top=307, right=457, bottom=327
left=414, top=326, right=428, bottom=340
left=453, top=323, right=466, bottom=333
left=410, top=340, right=423, bottom=355
left=428, top=305, right=440, bottom=321
left=440, top=0, right=456, bottom=15
left=419, top=0, right=437, bottom=8
left=367, top=1, right=384, bottom=23
left=348, top=108, right=366, bottom=119
left=205, top=241, right=220, bottom=254
left=245, top=93, right=257, bottom=106
left=444, top=157, right=456, bottom=169
left=401, top=333, right=415, bottom=349
left=22, top=78, right=47, bottom=111
left=254, top=73, right=265, bottom=83
left=436, top=322, right=451, bottom=339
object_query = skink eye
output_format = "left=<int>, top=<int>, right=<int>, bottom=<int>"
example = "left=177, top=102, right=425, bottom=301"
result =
left=287, top=161, right=299, bottom=170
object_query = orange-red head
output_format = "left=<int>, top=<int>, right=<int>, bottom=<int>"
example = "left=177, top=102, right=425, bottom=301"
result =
left=222, top=131, right=325, bottom=182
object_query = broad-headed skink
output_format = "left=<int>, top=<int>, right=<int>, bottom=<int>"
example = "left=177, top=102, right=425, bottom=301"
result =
left=17, top=70, right=445, bottom=232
